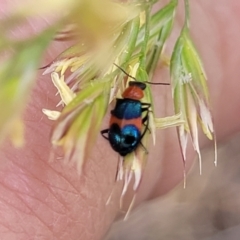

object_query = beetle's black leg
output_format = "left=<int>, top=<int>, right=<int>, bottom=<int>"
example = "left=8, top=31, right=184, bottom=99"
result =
left=141, top=103, right=151, bottom=124
left=138, top=142, right=148, bottom=154
left=142, top=114, right=148, bottom=124
left=141, top=102, right=151, bottom=110
left=139, top=102, right=152, bottom=151
left=140, top=107, right=150, bottom=141
left=141, top=103, right=151, bottom=133
left=142, top=114, right=151, bottom=134
left=101, top=129, right=109, bottom=140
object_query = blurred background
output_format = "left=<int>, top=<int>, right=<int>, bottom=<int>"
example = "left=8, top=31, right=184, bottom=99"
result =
left=104, top=132, right=240, bottom=240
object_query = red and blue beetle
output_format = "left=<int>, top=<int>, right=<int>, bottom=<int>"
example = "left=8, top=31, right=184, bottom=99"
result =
left=101, top=64, right=169, bottom=156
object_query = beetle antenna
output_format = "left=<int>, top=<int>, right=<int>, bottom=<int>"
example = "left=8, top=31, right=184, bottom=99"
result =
left=145, top=81, right=170, bottom=85
left=114, top=63, right=170, bottom=86
left=114, top=63, right=137, bottom=81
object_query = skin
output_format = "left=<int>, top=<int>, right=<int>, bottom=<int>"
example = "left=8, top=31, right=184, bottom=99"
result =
left=1, top=0, right=240, bottom=239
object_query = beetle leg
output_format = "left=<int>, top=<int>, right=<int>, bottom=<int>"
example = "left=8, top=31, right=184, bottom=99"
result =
left=101, top=129, right=109, bottom=140
left=141, top=102, right=151, bottom=109
left=141, top=103, right=151, bottom=133
left=142, top=114, right=151, bottom=134
left=139, top=142, right=149, bottom=154
left=140, top=107, right=150, bottom=140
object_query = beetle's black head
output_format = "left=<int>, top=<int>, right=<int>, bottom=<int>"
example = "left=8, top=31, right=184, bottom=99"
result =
left=129, top=81, right=146, bottom=90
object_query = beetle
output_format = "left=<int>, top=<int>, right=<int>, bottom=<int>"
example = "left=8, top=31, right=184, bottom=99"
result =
left=101, top=64, right=169, bottom=156
left=101, top=81, right=150, bottom=156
